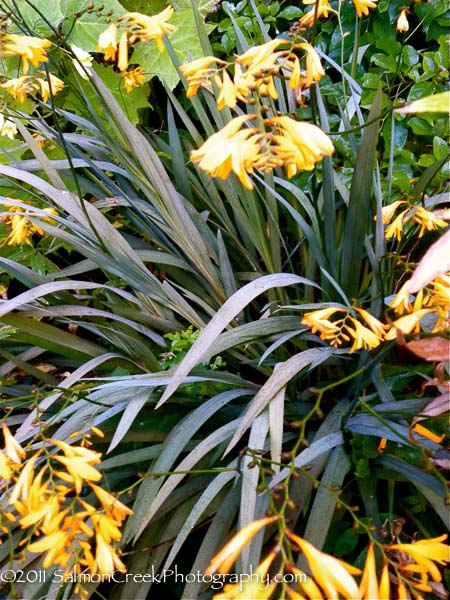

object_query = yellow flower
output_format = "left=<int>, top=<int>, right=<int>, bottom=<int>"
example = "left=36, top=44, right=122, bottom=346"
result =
left=8, top=454, right=38, bottom=504
left=0, top=115, right=17, bottom=139
left=288, top=531, right=362, bottom=599
left=190, top=115, right=263, bottom=190
left=50, top=439, right=102, bottom=463
left=0, top=450, right=12, bottom=480
left=27, top=530, right=70, bottom=568
left=97, top=23, right=118, bottom=61
left=237, top=39, right=285, bottom=71
left=355, top=307, right=386, bottom=337
left=389, top=534, right=449, bottom=583
left=384, top=308, right=432, bottom=339
left=287, top=564, right=325, bottom=599
left=2, top=421, right=25, bottom=463
left=216, top=69, right=237, bottom=109
left=214, top=551, right=278, bottom=599
left=1, top=34, right=51, bottom=74
left=71, top=44, right=93, bottom=79
left=3, top=206, right=57, bottom=246
left=269, top=116, right=334, bottom=174
left=298, top=42, right=325, bottom=87
left=121, top=67, right=145, bottom=92
left=389, top=282, right=413, bottom=314
left=352, top=0, right=378, bottom=19
left=385, top=209, right=409, bottom=241
left=120, top=6, right=176, bottom=52
left=53, top=456, right=102, bottom=492
left=286, top=54, right=301, bottom=91
left=205, top=516, right=277, bottom=576
left=1, top=76, right=37, bottom=103
left=412, top=206, right=448, bottom=238
left=89, top=483, right=133, bottom=523
left=92, top=513, right=122, bottom=543
left=179, top=56, right=224, bottom=98
left=300, top=0, right=334, bottom=28
left=301, top=306, right=345, bottom=336
left=397, top=8, right=409, bottom=32
left=36, top=73, right=65, bottom=102
left=95, top=533, right=127, bottom=574
left=346, top=316, right=383, bottom=353
left=359, top=544, right=378, bottom=599
left=380, top=200, right=407, bottom=224
left=117, top=32, right=128, bottom=72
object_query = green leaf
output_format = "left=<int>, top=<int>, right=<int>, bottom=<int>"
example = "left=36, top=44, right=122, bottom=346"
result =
left=397, top=91, right=450, bottom=114
left=340, top=87, right=382, bottom=297
left=62, top=0, right=128, bottom=50
left=15, top=0, right=63, bottom=36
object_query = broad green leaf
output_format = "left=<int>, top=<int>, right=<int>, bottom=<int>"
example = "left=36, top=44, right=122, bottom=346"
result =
left=64, top=63, right=152, bottom=125
left=15, top=0, right=63, bottom=36
left=396, top=91, right=450, bottom=113
left=62, top=0, right=128, bottom=50
left=340, top=87, right=382, bottom=297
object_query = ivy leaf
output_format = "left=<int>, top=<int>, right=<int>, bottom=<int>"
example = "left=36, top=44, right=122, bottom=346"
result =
left=62, top=0, right=128, bottom=51
left=131, top=8, right=214, bottom=90
left=15, top=0, right=64, bottom=36
left=65, top=63, right=151, bottom=125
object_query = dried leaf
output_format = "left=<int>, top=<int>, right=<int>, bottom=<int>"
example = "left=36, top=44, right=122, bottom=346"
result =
left=405, top=337, right=450, bottom=362
left=412, top=394, right=450, bottom=427
left=407, top=229, right=450, bottom=293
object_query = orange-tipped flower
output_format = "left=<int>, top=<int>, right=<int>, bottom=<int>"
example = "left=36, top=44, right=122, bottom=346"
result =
left=288, top=532, right=362, bottom=599
left=205, top=516, right=277, bottom=576
left=389, top=534, right=449, bottom=583
left=2, top=422, right=25, bottom=464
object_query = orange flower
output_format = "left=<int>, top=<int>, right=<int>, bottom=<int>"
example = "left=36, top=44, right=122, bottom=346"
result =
left=89, top=483, right=133, bottom=523
left=288, top=532, right=361, bottom=599
left=412, top=423, right=445, bottom=444
left=214, top=551, right=278, bottom=599
left=389, top=534, right=449, bottom=583
left=205, top=516, right=277, bottom=576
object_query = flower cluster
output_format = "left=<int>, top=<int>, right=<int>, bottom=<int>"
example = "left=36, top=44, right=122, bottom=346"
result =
left=189, top=114, right=333, bottom=190
left=95, top=6, right=175, bottom=92
left=179, top=39, right=325, bottom=108
left=299, top=0, right=378, bottom=29
left=0, top=422, right=132, bottom=595
left=0, top=34, right=51, bottom=74
left=1, top=205, right=57, bottom=246
left=301, top=305, right=386, bottom=353
left=205, top=517, right=449, bottom=599
left=1, top=73, right=64, bottom=103
left=388, top=274, right=449, bottom=335
left=0, top=32, right=65, bottom=104
left=381, top=201, right=448, bottom=243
